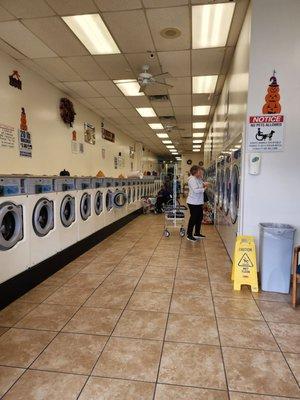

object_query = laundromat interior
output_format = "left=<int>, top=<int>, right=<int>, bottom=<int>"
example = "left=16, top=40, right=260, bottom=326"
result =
left=0, top=0, right=300, bottom=399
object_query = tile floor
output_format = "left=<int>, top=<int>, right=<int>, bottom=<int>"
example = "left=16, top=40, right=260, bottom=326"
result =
left=0, top=215, right=299, bottom=399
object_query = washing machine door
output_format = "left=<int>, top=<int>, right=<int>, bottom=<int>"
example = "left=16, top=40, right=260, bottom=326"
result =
left=33, top=198, right=54, bottom=237
left=106, top=190, right=113, bottom=212
left=113, top=190, right=127, bottom=208
left=0, top=202, right=23, bottom=250
left=80, top=193, right=91, bottom=220
left=94, top=191, right=103, bottom=215
left=132, top=187, right=136, bottom=202
left=128, top=187, right=132, bottom=204
left=219, top=170, right=224, bottom=209
left=223, top=168, right=231, bottom=215
left=60, top=195, right=75, bottom=227
left=230, top=165, right=239, bottom=224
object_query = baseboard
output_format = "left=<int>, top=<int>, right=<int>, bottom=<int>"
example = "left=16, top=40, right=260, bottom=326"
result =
left=0, top=208, right=142, bottom=310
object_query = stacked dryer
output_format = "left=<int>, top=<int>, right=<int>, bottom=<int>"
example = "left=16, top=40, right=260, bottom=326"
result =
left=0, top=176, right=30, bottom=283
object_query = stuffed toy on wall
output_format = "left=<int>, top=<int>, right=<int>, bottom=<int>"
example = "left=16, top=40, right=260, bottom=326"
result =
left=59, top=98, right=76, bottom=127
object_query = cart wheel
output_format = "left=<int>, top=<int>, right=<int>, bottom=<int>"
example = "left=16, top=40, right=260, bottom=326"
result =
left=180, top=228, right=186, bottom=237
left=164, top=229, right=170, bottom=237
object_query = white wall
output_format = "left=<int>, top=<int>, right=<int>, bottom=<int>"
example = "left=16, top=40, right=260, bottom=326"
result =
left=0, top=50, right=158, bottom=177
left=241, top=0, right=300, bottom=245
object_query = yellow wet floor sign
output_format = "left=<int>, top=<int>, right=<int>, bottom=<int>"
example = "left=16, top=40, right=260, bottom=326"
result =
left=231, top=235, right=258, bottom=292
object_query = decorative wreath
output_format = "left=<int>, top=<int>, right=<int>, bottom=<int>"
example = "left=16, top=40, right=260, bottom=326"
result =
left=187, top=159, right=192, bottom=165
left=59, top=98, right=76, bottom=127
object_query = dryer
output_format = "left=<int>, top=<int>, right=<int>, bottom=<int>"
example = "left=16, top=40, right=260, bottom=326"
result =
left=120, top=179, right=129, bottom=218
left=0, top=176, right=30, bottom=284
left=54, top=177, right=77, bottom=251
left=91, top=177, right=105, bottom=233
left=27, top=177, right=59, bottom=267
left=75, top=177, right=93, bottom=241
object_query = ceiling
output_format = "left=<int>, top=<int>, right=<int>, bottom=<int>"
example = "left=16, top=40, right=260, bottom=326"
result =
left=0, top=0, right=249, bottom=156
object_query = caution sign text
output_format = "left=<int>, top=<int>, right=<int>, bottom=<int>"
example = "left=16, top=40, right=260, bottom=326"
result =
left=232, top=236, right=258, bottom=292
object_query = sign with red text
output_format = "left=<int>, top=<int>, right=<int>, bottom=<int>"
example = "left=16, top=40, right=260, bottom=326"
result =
left=247, top=114, right=284, bottom=152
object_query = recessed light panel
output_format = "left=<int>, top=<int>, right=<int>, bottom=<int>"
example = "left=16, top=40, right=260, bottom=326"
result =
left=193, top=105, right=211, bottom=116
left=62, top=14, right=120, bottom=55
left=166, top=145, right=175, bottom=149
left=193, top=132, right=205, bottom=138
left=193, top=140, right=203, bottom=143
left=162, top=140, right=172, bottom=144
left=192, top=3, right=235, bottom=49
left=193, top=145, right=201, bottom=148
left=157, top=133, right=169, bottom=138
left=193, top=122, right=206, bottom=129
left=193, top=149, right=201, bottom=152
left=149, top=123, right=164, bottom=130
left=193, top=75, right=218, bottom=93
left=114, top=79, right=144, bottom=96
left=136, top=107, right=156, bottom=117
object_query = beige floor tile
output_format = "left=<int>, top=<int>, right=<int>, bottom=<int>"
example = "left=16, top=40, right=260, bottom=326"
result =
left=158, top=342, right=226, bottom=389
left=63, top=273, right=106, bottom=289
left=170, top=293, right=214, bottom=316
left=63, top=307, right=121, bottom=335
left=223, top=347, right=300, bottom=397
left=113, top=310, right=168, bottom=340
left=208, top=269, right=232, bottom=282
left=0, top=366, right=25, bottom=397
left=143, top=266, right=176, bottom=279
left=0, top=301, right=38, bottom=327
left=285, top=353, right=300, bottom=385
left=177, top=259, right=207, bottom=269
left=44, top=286, right=94, bottom=306
left=0, top=326, right=8, bottom=336
left=257, top=301, right=300, bottom=324
left=62, top=261, right=87, bottom=273
left=32, top=332, right=107, bottom=374
left=0, top=328, right=55, bottom=367
left=214, top=298, right=263, bottom=320
left=113, top=264, right=145, bottom=277
left=218, top=318, right=279, bottom=350
left=211, top=282, right=252, bottom=299
left=176, top=268, right=209, bottom=282
left=155, top=384, right=229, bottom=399
left=80, top=263, right=115, bottom=275
left=15, top=303, right=78, bottom=331
left=229, top=393, right=298, bottom=400
left=93, top=337, right=162, bottom=382
left=102, top=274, right=139, bottom=291
left=127, top=292, right=171, bottom=313
left=19, top=285, right=57, bottom=303
left=78, top=377, right=154, bottom=400
left=136, top=277, right=174, bottom=294
left=252, top=291, right=290, bottom=302
left=269, top=322, right=300, bottom=353
left=148, top=256, right=177, bottom=268
left=85, top=288, right=133, bottom=309
left=166, top=314, right=219, bottom=345
left=3, top=369, right=86, bottom=400
left=174, top=279, right=211, bottom=296
left=44, top=269, right=78, bottom=286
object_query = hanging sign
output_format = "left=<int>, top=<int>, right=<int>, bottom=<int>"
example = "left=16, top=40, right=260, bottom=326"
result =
left=246, top=114, right=284, bottom=152
left=102, top=128, right=115, bottom=143
left=0, top=124, right=15, bottom=148
left=231, top=235, right=258, bottom=292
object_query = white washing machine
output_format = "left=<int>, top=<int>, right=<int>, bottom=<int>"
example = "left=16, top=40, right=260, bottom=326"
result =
left=127, top=179, right=135, bottom=213
left=103, top=178, right=114, bottom=226
left=54, top=177, right=78, bottom=251
left=120, top=179, right=129, bottom=218
left=111, top=179, right=127, bottom=221
left=91, top=177, right=105, bottom=233
left=27, top=177, right=59, bottom=267
left=75, top=177, right=93, bottom=241
left=230, top=149, right=241, bottom=226
left=0, top=176, right=30, bottom=284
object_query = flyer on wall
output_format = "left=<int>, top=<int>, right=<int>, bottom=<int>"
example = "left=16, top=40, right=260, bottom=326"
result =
left=0, top=124, right=15, bottom=148
left=18, top=129, right=32, bottom=157
left=246, top=114, right=284, bottom=152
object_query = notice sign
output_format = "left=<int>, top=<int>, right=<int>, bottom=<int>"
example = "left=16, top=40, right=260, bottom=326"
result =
left=247, top=114, right=284, bottom=152
left=18, top=130, right=32, bottom=157
left=0, top=124, right=15, bottom=148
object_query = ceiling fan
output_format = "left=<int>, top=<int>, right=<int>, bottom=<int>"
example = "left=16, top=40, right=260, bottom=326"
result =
left=138, top=65, right=173, bottom=92
left=163, top=124, right=185, bottom=132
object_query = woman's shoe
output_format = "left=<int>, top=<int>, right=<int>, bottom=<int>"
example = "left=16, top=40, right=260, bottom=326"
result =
left=187, top=236, right=197, bottom=242
left=194, top=234, right=206, bottom=239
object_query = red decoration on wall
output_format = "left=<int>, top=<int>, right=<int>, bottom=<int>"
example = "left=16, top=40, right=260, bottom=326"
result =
left=59, top=98, right=76, bottom=127
left=262, top=71, right=282, bottom=114
left=20, top=107, right=28, bottom=131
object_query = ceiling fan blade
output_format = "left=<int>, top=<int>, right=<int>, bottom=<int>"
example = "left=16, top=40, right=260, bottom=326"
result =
left=154, top=81, right=174, bottom=88
left=152, top=72, right=171, bottom=78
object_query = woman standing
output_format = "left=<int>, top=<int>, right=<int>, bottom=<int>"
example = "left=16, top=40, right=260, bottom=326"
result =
left=186, top=165, right=208, bottom=242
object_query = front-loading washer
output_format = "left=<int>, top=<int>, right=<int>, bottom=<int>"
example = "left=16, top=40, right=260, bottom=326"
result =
left=54, top=177, right=77, bottom=251
left=230, top=148, right=241, bottom=225
left=27, top=177, right=59, bottom=267
left=112, top=179, right=127, bottom=221
left=0, top=176, right=30, bottom=284
left=91, top=177, right=104, bottom=233
left=103, top=178, right=114, bottom=226
left=75, top=177, right=93, bottom=241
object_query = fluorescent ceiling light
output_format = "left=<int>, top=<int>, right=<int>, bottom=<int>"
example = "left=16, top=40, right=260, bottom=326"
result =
left=193, top=122, right=206, bottom=129
left=193, top=140, right=203, bottom=143
left=136, top=107, right=156, bottom=117
left=162, top=140, right=172, bottom=144
left=193, top=105, right=211, bottom=116
left=62, top=14, right=120, bottom=55
left=172, top=152, right=178, bottom=155
left=193, top=132, right=205, bottom=138
left=114, top=79, right=144, bottom=96
left=156, top=133, right=169, bottom=138
left=148, top=123, right=164, bottom=130
left=192, top=3, right=235, bottom=49
left=166, top=145, right=175, bottom=149
left=193, top=75, right=218, bottom=93
left=193, top=145, right=202, bottom=148
left=193, top=149, right=201, bottom=152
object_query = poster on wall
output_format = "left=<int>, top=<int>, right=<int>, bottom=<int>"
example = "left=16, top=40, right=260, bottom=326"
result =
left=246, top=115, right=284, bottom=152
left=129, top=146, right=134, bottom=159
left=84, top=122, right=95, bottom=145
left=0, top=124, right=15, bottom=148
left=18, top=130, right=32, bottom=157
left=102, top=128, right=115, bottom=142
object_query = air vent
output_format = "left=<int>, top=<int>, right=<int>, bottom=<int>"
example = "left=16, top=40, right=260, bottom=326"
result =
left=148, top=94, right=169, bottom=102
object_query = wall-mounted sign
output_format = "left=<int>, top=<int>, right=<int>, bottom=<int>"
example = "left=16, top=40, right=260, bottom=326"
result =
left=246, top=114, right=284, bottom=152
left=0, top=124, right=15, bottom=148
left=129, top=145, right=135, bottom=159
left=9, top=70, right=22, bottom=90
left=102, top=128, right=115, bottom=142
left=84, top=122, right=95, bottom=145
left=72, top=130, right=77, bottom=141
left=19, top=130, right=32, bottom=157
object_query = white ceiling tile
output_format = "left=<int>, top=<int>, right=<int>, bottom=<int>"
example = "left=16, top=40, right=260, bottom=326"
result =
left=93, top=54, right=134, bottom=79
left=227, top=0, right=249, bottom=47
left=102, top=10, right=154, bottom=53
left=106, top=96, right=133, bottom=108
left=158, top=51, right=190, bottom=77
left=0, top=5, right=15, bottom=21
left=34, top=58, right=81, bottom=81
left=192, top=93, right=214, bottom=106
left=63, top=81, right=100, bottom=97
left=144, top=85, right=168, bottom=96
left=170, top=94, right=191, bottom=107
left=22, top=17, right=89, bottom=57
left=192, top=48, right=224, bottom=76
left=46, top=0, right=98, bottom=15
left=98, top=108, right=123, bottom=117
left=153, top=106, right=174, bottom=116
left=143, top=0, right=187, bottom=7
left=0, top=38, right=25, bottom=59
left=52, top=81, right=79, bottom=98
left=173, top=107, right=190, bottom=116
left=88, top=80, right=122, bottom=97
left=19, top=58, right=58, bottom=83
left=125, top=52, right=161, bottom=77
left=118, top=108, right=140, bottom=117
left=146, top=6, right=189, bottom=51
left=85, top=97, right=114, bottom=109
left=175, top=114, right=191, bottom=124
left=127, top=96, right=152, bottom=107
left=95, top=0, right=142, bottom=11
left=0, top=0, right=55, bottom=18
left=0, top=21, right=56, bottom=58
left=166, top=77, right=191, bottom=94
left=63, top=56, right=108, bottom=80
left=76, top=98, right=95, bottom=110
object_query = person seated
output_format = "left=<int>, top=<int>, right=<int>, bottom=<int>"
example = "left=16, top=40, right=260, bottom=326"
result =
left=155, top=184, right=171, bottom=213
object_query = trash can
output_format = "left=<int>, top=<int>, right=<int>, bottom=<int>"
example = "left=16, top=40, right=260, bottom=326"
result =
left=259, top=223, right=296, bottom=293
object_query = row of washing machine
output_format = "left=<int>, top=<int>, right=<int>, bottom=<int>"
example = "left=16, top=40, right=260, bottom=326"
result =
left=0, top=175, right=161, bottom=285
